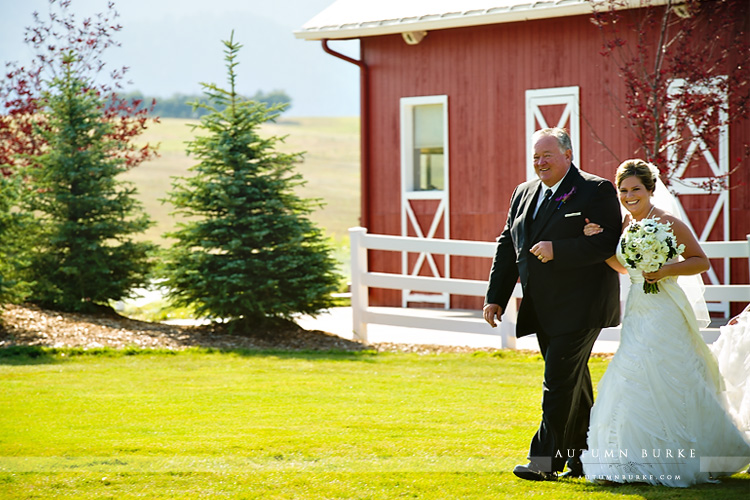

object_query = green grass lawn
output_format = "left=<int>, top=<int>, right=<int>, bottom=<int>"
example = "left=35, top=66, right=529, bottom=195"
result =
left=0, top=348, right=747, bottom=499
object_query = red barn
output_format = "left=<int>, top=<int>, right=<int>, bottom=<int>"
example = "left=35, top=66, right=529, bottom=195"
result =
left=295, top=0, right=750, bottom=316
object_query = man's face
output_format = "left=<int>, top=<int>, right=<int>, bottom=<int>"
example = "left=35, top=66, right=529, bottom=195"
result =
left=532, top=135, right=572, bottom=187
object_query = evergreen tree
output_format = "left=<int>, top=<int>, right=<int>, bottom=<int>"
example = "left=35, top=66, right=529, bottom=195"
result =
left=20, top=52, right=155, bottom=312
left=0, top=173, right=32, bottom=307
left=162, top=33, right=340, bottom=326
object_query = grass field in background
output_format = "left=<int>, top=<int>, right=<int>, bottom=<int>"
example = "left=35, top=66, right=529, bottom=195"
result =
left=124, top=116, right=360, bottom=249
left=3, top=348, right=747, bottom=499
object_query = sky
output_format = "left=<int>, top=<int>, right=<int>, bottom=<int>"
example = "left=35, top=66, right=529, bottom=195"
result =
left=0, top=0, right=360, bottom=116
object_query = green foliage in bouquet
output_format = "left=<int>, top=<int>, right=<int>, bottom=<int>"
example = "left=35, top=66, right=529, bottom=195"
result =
left=161, top=33, right=340, bottom=327
left=19, top=52, right=155, bottom=312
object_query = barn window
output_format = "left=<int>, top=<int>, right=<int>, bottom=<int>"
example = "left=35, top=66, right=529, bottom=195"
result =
left=400, top=96, right=448, bottom=193
left=399, top=95, right=451, bottom=308
left=413, top=104, right=445, bottom=191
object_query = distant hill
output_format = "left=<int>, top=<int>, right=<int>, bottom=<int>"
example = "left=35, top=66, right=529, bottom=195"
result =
left=125, top=116, right=360, bottom=245
left=121, top=90, right=292, bottom=119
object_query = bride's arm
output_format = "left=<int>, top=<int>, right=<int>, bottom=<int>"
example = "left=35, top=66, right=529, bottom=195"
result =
left=583, top=218, right=628, bottom=274
left=642, top=217, right=710, bottom=281
left=604, top=255, right=627, bottom=274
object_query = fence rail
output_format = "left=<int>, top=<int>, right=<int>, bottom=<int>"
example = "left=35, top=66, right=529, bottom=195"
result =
left=349, top=227, right=750, bottom=348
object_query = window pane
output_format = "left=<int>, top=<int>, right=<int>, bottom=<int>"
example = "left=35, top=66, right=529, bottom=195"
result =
left=412, top=104, right=444, bottom=191
left=414, top=104, right=443, bottom=148
left=413, top=148, right=444, bottom=191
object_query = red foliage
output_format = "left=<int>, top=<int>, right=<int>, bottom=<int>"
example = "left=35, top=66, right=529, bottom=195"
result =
left=0, top=0, right=158, bottom=175
left=591, top=0, right=750, bottom=187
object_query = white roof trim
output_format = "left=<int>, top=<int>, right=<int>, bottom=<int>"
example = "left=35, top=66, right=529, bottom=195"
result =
left=294, top=0, right=670, bottom=40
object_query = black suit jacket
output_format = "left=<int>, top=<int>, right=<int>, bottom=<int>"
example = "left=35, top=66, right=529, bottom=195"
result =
left=485, top=165, right=621, bottom=337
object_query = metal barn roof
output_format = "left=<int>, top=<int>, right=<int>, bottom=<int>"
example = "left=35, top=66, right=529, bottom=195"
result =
left=294, top=0, right=668, bottom=40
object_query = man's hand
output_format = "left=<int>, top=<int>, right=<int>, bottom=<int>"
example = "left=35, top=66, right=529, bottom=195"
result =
left=530, top=241, right=554, bottom=263
left=483, top=303, right=503, bottom=328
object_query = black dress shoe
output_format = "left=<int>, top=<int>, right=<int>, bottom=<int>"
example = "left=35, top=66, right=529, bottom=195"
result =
left=558, top=468, right=584, bottom=479
left=512, top=463, right=557, bottom=481
left=559, top=458, right=584, bottom=479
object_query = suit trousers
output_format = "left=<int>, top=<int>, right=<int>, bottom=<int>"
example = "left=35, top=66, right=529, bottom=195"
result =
left=527, top=322, right=600, bottom=473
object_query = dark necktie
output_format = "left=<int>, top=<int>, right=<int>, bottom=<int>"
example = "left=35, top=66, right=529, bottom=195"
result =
left=535, top=188, right=553, bottom=219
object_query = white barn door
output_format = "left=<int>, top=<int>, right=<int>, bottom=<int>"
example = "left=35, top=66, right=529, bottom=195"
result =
left=667, top=78, right=731, bottom=316
left=525, top=86, right=580, bottom=180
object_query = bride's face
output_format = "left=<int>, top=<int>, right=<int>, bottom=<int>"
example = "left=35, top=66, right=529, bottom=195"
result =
left=618, top=176, right=652, bottom=216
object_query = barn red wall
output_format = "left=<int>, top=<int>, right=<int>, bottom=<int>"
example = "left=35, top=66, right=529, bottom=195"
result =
left=358, top=10, right=750, bottom=310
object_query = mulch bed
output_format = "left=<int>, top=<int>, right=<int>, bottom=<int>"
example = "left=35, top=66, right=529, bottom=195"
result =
left=0, top=303, right=509, bottom=355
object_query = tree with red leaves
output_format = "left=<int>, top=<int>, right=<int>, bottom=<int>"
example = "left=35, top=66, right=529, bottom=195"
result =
left=0, top=0, right=158, bottom=311
left=590, top=0, right=750, bottom=190
left=0, top=0, right=158, bottom=175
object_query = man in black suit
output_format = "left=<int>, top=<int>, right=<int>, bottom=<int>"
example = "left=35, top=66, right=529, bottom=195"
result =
left=483, top=128, right=621, bottom=481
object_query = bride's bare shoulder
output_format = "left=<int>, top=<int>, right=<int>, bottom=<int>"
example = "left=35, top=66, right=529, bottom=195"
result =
left=656, top=211, right=682, bottom=227
left=653, top=208, right=677, bottom=223
left=657, top=213, right=695, bottom=241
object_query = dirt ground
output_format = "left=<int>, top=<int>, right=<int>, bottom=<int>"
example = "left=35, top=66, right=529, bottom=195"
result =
left=0, top=303, right=503, bottom=354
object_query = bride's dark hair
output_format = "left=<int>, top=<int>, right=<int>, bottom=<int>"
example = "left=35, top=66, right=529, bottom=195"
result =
left=615, top=159, right=659, bottom=192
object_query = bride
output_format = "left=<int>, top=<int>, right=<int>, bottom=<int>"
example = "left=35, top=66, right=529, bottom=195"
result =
left=579, top=159, right=750, bottom=487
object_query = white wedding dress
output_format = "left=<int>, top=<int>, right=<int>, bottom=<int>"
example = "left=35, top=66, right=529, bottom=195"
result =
left=581, top=243, right=750, bottom=487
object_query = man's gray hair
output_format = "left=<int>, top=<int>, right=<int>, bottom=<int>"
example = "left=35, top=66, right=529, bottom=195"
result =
left=532, top=128, right=573, bottom=158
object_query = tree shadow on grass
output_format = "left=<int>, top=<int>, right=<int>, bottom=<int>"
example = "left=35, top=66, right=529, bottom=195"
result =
left=0, top=343, right=380, bottom=366
left=0, top=345, right=63, bottom=365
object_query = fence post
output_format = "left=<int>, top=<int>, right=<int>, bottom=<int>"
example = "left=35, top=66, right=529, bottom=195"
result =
left=349, top=227, right=368, bottom=342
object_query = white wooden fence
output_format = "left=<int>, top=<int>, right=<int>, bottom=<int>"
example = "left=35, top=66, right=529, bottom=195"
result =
left=349, top=227, right=750, bottom=348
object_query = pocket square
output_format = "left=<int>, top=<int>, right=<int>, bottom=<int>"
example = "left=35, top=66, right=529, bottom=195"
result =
left=564, top=212, right=582, bottom=218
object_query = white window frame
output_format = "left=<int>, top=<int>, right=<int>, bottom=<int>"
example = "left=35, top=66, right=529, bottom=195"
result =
left=399, top=95, right=450, bottom=308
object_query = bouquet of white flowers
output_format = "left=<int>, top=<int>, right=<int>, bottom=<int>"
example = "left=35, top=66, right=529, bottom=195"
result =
left=620, top=217, right=685, bottom=294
